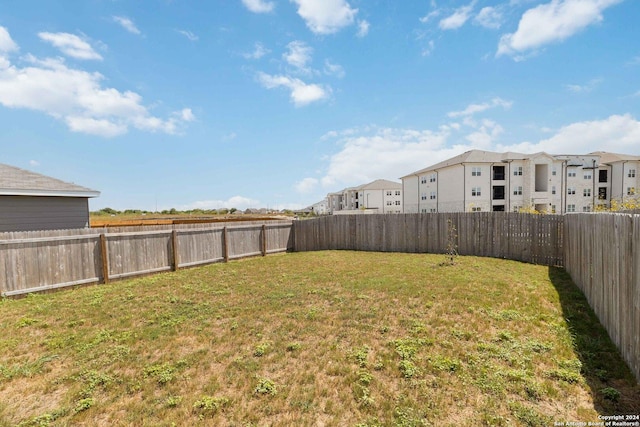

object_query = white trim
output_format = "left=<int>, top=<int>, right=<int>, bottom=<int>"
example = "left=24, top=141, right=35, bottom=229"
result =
left=0, top=188, right=100, bottom=198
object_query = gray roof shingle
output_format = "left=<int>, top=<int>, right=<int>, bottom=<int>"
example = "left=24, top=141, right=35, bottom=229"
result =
left=0, top=163, right=100, bottom=197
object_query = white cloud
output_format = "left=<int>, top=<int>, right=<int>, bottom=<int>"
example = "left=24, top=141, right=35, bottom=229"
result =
left=474, top=6, right=503, bottom=29
left=38, top=32, right=102, bottom=60
left=65, top=116, right=128, bottom=137
left=420, top=9, right=441, bottom=23
left=0, top=31, right=193, bottom=138
left=283, top=41, right=313, bottom=72
left=319, top=127, right=465, bottom=188
left=465, top=119, right=504, bottom=148
left=357, top=20, right=370, bottom=37
left=177, top=108, right=195, bottom=122
left=257, top=72, right=329, bottom=106
left=0, top=26, right=19, bottom=53
left=177, top=30, right=198, bottom=41
left=447, top=97, right=512, bottom=118
left=295, top=177, right=319, bottom=194
left=496, top=114, right=640, bottom=154
left=565, top=78, right=602, bottom=93
left=223, top=132, right=237, bottom=141
left=497, top=0, right=622, bottom=58
left=439, top=1, right=476, bottom=30
left=113, top=16, right=141, bottom=35
left=29, top=160, right=40, bottom=167
left=241, top=0, right=275, bottom=13
left=292, top=0, right=358, bottom=35
left=421, top=40, right=435, bottom=57
left=180, top=196, right=260, bottom=210
left=324, top=60, right=345, bottom=78
left=243, top=42, right=270, bottom=59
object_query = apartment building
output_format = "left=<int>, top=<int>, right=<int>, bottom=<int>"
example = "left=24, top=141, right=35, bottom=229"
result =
left=401, top=150, right=639, bottom=214
left=327, top=179, right=403, bottom=214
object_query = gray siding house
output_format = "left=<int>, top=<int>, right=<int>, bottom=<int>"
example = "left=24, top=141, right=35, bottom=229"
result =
left=0, top=164, right=100, bottom=232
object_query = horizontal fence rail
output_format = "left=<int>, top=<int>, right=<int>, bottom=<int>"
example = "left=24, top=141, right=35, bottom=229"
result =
left=293, top=212, right=564, bottom=266
left=0, top=222, right=293, bottom=297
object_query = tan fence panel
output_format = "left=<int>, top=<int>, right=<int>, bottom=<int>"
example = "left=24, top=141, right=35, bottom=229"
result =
left=563, top=213, right=640, bottom=381
left=293, top=213, right=563, bottom=266
left=176, top=228, right=225, bottom=268
left=0, top=234, right=102, bottom=296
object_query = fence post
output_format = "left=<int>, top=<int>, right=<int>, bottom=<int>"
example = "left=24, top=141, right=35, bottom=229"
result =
left=100, top=234, right=110, bottom=284
left=223, top=227, right=229, bottom=262
left=172, top=230, right=179, bottom=271
left=261, top=224, right=267, bottom=256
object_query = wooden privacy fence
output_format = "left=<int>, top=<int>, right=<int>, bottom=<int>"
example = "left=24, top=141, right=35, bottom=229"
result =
left=564, top=213, right=640, bottom=381
left=0, top=222, right=293, bottom=297
left=293, top=212, right=564, bottom=266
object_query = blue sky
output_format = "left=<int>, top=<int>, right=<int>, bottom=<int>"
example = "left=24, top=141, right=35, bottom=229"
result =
left=0, top=0, right=638, bottom=211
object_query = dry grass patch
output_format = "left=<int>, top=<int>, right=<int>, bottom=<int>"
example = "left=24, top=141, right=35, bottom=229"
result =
left=0, top=251, right=638, bottom=426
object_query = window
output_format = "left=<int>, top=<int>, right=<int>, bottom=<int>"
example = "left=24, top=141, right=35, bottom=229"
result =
left=568, top=170, right=576, bottom=177
left=429, top=173, right=436, bottom=182
left=567, top=204, right=576, bottom=212
left=629, top=169, right=636, bottom=178
left=599, top=170, right=608, bottom=183
left=472, top=187, right=481, bottom=197
left=628, top=187, right=636, bottom=196
left=552, top=167, right=557, bottom=176
left=583, top=188, right=591, bottom=197
left=598, top=187, right=607, bottom=200
left=552, top=186, right=556, bottom=195
left=420, top=176, right=427, bottom=184
left=568, top=187, right=576, bottom=195
left=395, top=201, right=401, bottom=205
left=421, top=193, right=427, bottom=200
left=471, top=207, right=482, bottom=212
left=584, top=172, right=592, bottom=180
left=430, top=208, right=436, bottom=213
left=493, top=186, right=505, bottom=200
left=551, top=205, right=557, bottom=214
left=472, top=167, right=482, bottom=177
left=395, top=190, right=401, bottom=196
left=513, top=186, right=523, bottom=196
left=583, top=206, right=591, bottom=212
left=430, top=191, right=436, bottom=200
left=386, top=201, right=393, bottom=206
left=421, top=208, right=427, bottom=213
left=386, top=191, right=392, bottom=196
left=513, top=166, right=523, bottom=176
left=513, top=206, right=520, bottom=213
left=493, top=165, right=505, bottom=180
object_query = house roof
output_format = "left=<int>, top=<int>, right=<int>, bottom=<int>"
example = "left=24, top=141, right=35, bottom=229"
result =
left=589, top=151, right=640, bottom=164
left=400, top=149, right=536, bottom=178
left=0, top=163, right=100, bottom=198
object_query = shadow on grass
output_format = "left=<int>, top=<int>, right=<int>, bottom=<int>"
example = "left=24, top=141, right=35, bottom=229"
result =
left=547, top=267, right=640, bottom=415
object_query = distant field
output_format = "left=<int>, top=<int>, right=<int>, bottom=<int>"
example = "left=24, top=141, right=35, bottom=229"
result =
left=89, top=213, right=291, bottom=227
left=0, top=251, right=638, bottom=426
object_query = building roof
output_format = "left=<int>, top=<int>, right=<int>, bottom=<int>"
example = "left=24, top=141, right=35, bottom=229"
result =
left=589, top=151, right=640, bottom=164
left=0, top=163, right=100, bottom=198
left=400, top=149, right=540, bottom=178
left=356, top=179, right=402, bottom=191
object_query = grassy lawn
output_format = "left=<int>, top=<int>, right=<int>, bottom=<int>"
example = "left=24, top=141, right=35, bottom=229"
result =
left=0, top=251, right=638, bottom=426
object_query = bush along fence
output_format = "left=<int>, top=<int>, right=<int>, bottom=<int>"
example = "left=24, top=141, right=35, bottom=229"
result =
left=292, top=212, right=564, bottom=266
left=0, top=221, right=293, bottom=297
